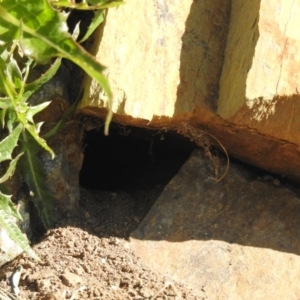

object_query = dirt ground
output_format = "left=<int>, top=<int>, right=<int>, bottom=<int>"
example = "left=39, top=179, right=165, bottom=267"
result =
left=0, top=187, right=201, bottom=300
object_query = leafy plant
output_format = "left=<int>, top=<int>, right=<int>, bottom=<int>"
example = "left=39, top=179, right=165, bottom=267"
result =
left=0, top=0, right=123, bottom=258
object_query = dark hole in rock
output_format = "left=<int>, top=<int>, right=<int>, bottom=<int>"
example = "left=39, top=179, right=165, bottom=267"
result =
left=77, top=122, right=197, bottom=238
left=80, top=123, right=197, bottom=193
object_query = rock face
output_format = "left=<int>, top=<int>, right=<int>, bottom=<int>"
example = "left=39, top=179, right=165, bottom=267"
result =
left=78, top=0, right=300, bottom=182
left=130, top=149, right=300, bottom=298
left=3, top=62, right=83, bottom=224
left=79, top=0, right=231, bottom=120
left=29, top=63, right=84, bottom=217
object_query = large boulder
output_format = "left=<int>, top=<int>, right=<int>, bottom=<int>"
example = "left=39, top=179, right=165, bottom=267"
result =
left=78, top=0, right=300, bottom=181
left=130, top=149, right=300, bottom=299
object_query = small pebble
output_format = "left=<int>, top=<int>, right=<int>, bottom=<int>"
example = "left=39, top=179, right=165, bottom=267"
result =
left=263, top=174, right=273, bottom=181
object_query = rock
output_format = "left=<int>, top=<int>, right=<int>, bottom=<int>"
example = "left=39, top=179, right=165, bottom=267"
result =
left=40, top=122, right=83, bottom=217
left=139, top=287, right=152, bottom=298
left=79, top=0, right=230, bottom=120
left=61, top=270, right=82, bottom=287
left=130, top=149, right=300, bottom=299
left=218, top=0, right=300, bottom=127
left=36, top=279, right=52, bottom=292
left=25, top=62, right=83, bottom=222
left=78, top=0, right=300, bottom=182
left=29, top=62, right=84, bottom=217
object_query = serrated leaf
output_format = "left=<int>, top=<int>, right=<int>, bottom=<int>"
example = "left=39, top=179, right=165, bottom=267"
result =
left=0, top=152, right=23, bottom=184
left=0, top=56, right=17, bottom=101
left=7, top=55, right=22, bottom=89
left=0, top=191, right=39, bottom=260
left=25, top=123, right=55, bottom=159
left=0, top=1, right=111, bottom=94
left=0, top=2, right=65, bottom=62
left=26, top=101, right=51, bottom=124
left=79, top=10, right=105, bottom=43
left=0, top=191, right=21, bottom=220
left=19, top=131, right=54, bottom=229
left=24, top=123, right=54, bottom=159
left=5, top=108, right=17, bottom=133
left=0, top=1, right=116, bottom=134
left=24, top=58, right=61, bottom=101
left=0, top=123, right=22, bottom=163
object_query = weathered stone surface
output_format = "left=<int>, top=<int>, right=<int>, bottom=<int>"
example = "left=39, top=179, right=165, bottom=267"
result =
left=79, top=0, right=230, bottom=119
left=30, top=62, right=84, bottom=217
left=130, top=149, right=300, bottom=298
left=218, top=0, right=300, bottom=145
left=78, top=0, right=300, bottom=182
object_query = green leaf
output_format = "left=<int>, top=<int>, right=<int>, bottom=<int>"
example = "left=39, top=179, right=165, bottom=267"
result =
left=0, top=98, right=10, bottom=110
left=5, top=108, right=18, bottom=133
left=50, top=0, right=124, bottom=10
left=24, top=58, right=61, bottom=101
left=0, top=152, right=23, bottom=184
left=26, top=101, right=51, bottom=124
left=79, top=10, right=105, bottom=43
left=25, top=123, right=54, bottom=159
left=0, top=2, right=64, bottom=62
left=7, top=54, right=22, bottom=89
left=0, top=192, right=21, bottom=220
left=19, top=131, right=54, bottom=229
left=89, top=1, right=125, bottom=9
left=0, top=98, right=10, bottom=128
left=0, top=1, right=113, bottom=132
left=0, top=191, right=39, bottom=260
left=0, top=1, right=111, bottom=93
left=0, top=56, right=17, bottom=102
left=0, top=123, right=22, bottom=163
left=0, top=99, right=9, bottom=129
left=0, top=109, right=6, bottom=129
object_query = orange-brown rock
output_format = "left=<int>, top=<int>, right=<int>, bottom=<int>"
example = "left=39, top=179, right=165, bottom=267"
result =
left=78, top=0, right=300, bottom=181
left=130, top=149, right=300, bottom=299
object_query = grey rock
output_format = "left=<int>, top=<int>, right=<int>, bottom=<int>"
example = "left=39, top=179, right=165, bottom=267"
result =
left=28, top=62, right=83, bottom=219
left=130, top=149, right=300, bottom=299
